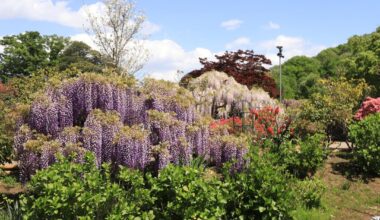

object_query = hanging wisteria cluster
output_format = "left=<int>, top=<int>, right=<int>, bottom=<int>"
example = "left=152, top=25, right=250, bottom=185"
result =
left=187, top=70, right=278, bottom=118
left=14, top=73, right=249, bottom=182
left=14, top=125, right=86, bottom=182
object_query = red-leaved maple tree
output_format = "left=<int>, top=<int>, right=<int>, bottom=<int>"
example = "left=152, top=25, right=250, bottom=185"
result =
left=180, top=50, right=279, bottom=97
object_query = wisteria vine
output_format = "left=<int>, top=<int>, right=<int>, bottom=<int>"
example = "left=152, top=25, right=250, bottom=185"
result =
left=14, top=73, right=249, bottom=182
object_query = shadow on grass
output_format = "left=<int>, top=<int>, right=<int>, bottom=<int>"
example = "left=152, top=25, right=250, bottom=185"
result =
left=330, top=151, right=378, bottom=183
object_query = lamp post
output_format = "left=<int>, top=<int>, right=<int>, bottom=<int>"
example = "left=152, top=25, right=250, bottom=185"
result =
left=276, top=46, right=284, bottom=103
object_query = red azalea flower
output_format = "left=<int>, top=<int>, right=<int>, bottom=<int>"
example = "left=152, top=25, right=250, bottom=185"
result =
left=277, top=128, right=282, bottom=134
left=274, top=107, right=280, bottom=114
left=267, top=127, right=274, bottom=135
left=233, top=117, right=242, bottom=125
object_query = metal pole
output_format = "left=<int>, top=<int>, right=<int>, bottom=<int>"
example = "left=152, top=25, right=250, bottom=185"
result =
left=276, top=46, right=284, bottom=103
left=279, top=55, right=282, bottom=103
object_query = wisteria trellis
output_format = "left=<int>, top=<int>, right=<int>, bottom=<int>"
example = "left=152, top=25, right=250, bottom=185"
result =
left=14, top=73, right=248, bottom=182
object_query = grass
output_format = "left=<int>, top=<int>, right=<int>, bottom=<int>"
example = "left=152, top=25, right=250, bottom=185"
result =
left=292, top=150, right=380, bottom=220
left=292, top=207, right=333, bottom=220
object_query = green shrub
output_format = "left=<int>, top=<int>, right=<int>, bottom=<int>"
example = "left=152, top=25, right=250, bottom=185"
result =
left=147, top=164, right=227, bottom=219
left=294, top=178, right=326, bottom=209
left=288, top=134, right=326, bottom=178
left=269, top=134, right=327, bottom=178
left=293, top=77, right=368, bottom=140
left=349, top=113, right=380, bottom=175
left=20, top=153, right=128, bottom=219
left=109, top=168, right=155, bottom=219
left=18, top=144, right=325, bottom=219
left=224, top=150, right=296, bottom=219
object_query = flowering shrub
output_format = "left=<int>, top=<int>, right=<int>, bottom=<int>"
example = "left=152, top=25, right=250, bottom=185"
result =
left=210, top=117, right=242, bottom=132
left=354, top=97, right=380, bottom=120
left=14, top=73, right=248, bottom=181
left=181, top=50, right=279, bottom=97
left=187, top=70, right=277, bottom=118
left=211, top=106, right=293, bottom=143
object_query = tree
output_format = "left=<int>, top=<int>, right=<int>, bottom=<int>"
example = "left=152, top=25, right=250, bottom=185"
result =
left=271, top=56, right=321, bottom=99
left=86, top=0, right=147, bottom=76
left=294, top=77, right=368, bottom=141
left=316, top=27, right=380, bottom=96
left=180, top=50, right=279, bottom=97
left=274, top=27, right=380, bottom=99
left=0, top=31, right=68, bottom=81
left=58, top=41, right=104, bottom=73
left=315, top=48, right=340, bottom=77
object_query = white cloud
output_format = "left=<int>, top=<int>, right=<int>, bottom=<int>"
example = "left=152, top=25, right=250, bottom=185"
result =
left=70, top=33, right=98, bottom=49
left=258, top=35, right=326, bottom=65
left=141, top=40, right=215, bottom=81
left=266, top=21, right=280, bottom=30
left=0, top=0, right=160, bottom=34
left=220, top=19, right=243, bottom=30
left=0, top=0, right=88, bottom=28
left=225, top=37, right=252, bottom=50
left=141, top=21, right=161, bottom=36
left=70, top=33, right=216, bottom=82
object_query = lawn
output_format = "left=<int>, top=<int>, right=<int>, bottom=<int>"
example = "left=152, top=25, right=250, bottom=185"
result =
left=293, top=148, right=380, bottom=220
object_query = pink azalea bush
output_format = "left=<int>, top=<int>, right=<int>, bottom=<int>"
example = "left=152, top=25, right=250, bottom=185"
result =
left=354, top=97, right=380, bottom=120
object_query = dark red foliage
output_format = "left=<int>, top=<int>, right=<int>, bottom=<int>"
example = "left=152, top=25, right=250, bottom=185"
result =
left=180, top=50, right=279, bottom=97
left=354, top=97, right=380, bottom=120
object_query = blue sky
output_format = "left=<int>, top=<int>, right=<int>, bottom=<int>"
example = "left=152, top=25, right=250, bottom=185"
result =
left=1, top=0, right=380, bottom=80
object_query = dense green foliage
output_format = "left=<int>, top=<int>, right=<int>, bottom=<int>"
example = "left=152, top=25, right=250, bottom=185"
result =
left=0, top=32, right=104, bottom=82
left=272, top=27, right=380, bottom=98
left=21, top=154, right=152, bottom=219
left=0, top=32, right=68, bottom=81
left=293, top=77, right=368, bottom=140
left=20, top=153, right=128, bottom=219
left=224, top=150, right=295, bottom=219
left=17, top=144, right=326, bottom=219
left=58, top=41, right=104, bottom=73
left=349, top=113, right=380, bottom=175
left=271, top=56, right=321, bottom=99
left=293, top=178, right=326, bottom=209
left=269, top=134, right=327, bottom=179
left=147, top=164, right=227, bottom=219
